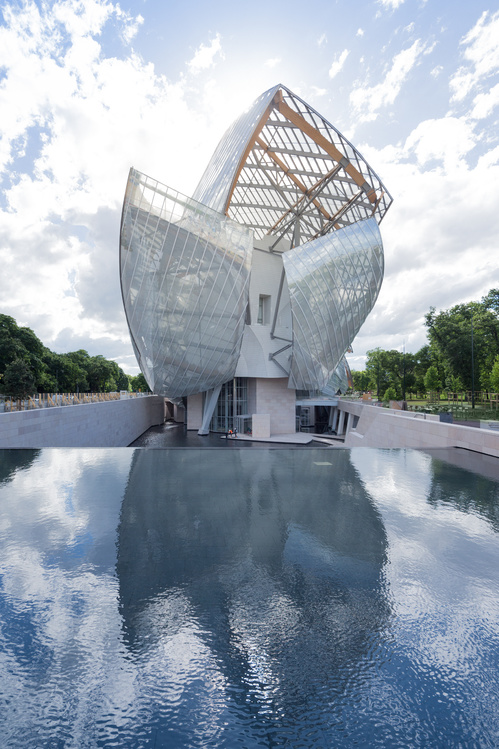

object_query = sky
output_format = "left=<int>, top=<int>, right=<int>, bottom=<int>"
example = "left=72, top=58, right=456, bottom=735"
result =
left=0, top=0, right=498, bottom=374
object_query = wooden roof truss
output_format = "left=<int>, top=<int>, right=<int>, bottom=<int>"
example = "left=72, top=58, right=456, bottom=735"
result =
left=225, top=87, right=392, bottom=249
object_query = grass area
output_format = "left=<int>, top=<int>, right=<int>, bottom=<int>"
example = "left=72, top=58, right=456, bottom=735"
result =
left=407, top=402, right=499, bottom=421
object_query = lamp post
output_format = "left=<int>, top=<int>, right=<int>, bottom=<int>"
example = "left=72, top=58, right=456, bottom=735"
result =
left=471, top=312, right=475, bottom=409
left=402, top=341, right=406, bottom=403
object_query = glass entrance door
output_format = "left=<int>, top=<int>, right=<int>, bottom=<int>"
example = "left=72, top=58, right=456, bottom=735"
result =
left=210, top=378, right=248, bottom=433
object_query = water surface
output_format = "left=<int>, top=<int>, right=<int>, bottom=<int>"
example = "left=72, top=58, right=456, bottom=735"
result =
left=1, top=447, right=498, bottom=747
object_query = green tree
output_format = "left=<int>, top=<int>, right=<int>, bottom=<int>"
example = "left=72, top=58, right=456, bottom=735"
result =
left=0, top=314, right=47, bottom=389
left=2, top=359, right=36, bottom=399
left=490, top=356, right=499, bottom=393
left=351, top=370, right=370, bottom=392
left=365, top=348, right=417, bottom=399
left=131, top=373, right=151, bottom=392
left=425, top=301, right=499, bottom=391
left=424, top=365, right=441, bottom=393
left=383, top=386, right=398, bottom=403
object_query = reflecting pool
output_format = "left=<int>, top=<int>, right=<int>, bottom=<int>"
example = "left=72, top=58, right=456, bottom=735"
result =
left=1, top=447, right=499, bottom=747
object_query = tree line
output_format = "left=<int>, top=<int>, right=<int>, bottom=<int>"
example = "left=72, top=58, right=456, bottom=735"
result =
left=351, top=288, right=499, bottom=400
left=0, top=314, right=150, bottom=399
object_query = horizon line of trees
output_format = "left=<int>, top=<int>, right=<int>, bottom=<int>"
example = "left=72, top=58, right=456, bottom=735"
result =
left=0, top=314, right=150, bottom=399
left=351, top=288, right=499, bottom=400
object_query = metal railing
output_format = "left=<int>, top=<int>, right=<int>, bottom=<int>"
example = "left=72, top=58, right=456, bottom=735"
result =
left=0, top=391, right=151, bottom=413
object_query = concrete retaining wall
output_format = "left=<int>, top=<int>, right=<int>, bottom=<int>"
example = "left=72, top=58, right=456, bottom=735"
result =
left=0, top=395, right=165, bottom=448
left=340, top=401, right=499, bottom=458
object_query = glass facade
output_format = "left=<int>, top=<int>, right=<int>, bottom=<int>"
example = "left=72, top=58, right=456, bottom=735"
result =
left=283, top=218, right=383, bottom=393
left=120, top=170, right=253, bottom=398
left=209, top=377, right=248, bottom=433
left=193, top=84, right=393, bottom=244
left=120, top=85, right=393, bottom=409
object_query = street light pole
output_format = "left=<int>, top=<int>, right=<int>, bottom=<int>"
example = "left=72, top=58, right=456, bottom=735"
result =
left=403, top=340, right=406, bottom=403
left=471, top=312, right=475, bottom=409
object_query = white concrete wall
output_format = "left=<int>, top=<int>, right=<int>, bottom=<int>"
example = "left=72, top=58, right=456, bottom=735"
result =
left=235, top=245, right=292, bottom=378
left=255, top=378, right=296, bottom=435
left=339, top=401, right=499, bottom=458
left=252, top=413, right=271, bottom=439
left=187, top=392, right=203, bottom=430
left=0, top=396, right=165, bottom=448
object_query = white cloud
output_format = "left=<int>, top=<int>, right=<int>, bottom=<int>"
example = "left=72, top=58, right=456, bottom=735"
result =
left=356, top=28, right=365, bottom=37
left=403, top=116, right=477, bottom=170
left=350, top=117, right=499, bottom=362
left=187, top=33, right=224, bottom=74
left=329, top=49, right=349, bottom=80
left=265, top=57, right=281, bottom=69
left=115, top=8, right=143, bottom=44
left=450, top=10, right=499, bottom=102
left=378, top=0, right=405, bottom=9
left=0, top=2, right=229, bottom=370
left=0, top=0, right=498, bottom=378
left=350, top=39, right=428, bottom=122
left=470, top=82, right=499, bottom=120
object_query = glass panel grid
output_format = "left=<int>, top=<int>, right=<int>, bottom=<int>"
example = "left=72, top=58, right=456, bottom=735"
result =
left=120, top=169, right=253, bottom=398
left=284, top=217, right=383, bottom=392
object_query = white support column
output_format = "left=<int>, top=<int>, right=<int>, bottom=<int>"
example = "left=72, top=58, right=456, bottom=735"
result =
left=330, top=407, right=339, bottom=432
left=345, top=411, right=352, bottom=435
left=198, top=385, right=222, bottom=435
left=337, top=408, right=346, bottom=435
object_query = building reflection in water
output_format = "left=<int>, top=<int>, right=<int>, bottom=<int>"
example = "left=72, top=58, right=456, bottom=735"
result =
left=117, top=448, right=390, bottom=744
left=1, top=446, right=499, bottom=746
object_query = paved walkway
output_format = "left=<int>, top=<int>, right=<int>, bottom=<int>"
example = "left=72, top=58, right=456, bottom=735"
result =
left=129, top=422, right=334, bottom=448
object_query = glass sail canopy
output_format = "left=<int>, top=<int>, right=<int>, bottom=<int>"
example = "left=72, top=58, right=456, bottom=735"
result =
left=120, top=169, right=253, bottom=398
left=120, top=84, right=393, bottom=400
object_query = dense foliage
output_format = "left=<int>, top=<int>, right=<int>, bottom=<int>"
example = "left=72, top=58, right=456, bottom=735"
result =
left=351, top=288, right=499, bottom=398
left=0, top=314, right=150, bottom=395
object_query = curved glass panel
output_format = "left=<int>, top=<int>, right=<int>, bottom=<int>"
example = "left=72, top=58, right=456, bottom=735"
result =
left=324, top=356, right=352, bottom=395
left=283, top=218, right=383, bottom=392
left=192, top=85, right=280, bottom=214
left=120, top=169, right=253, bottom=398
left=193, top=84, right=393, bottom=243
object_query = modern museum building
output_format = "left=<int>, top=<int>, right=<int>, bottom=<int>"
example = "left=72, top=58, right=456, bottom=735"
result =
left=119, top=84, right=393, bottom=437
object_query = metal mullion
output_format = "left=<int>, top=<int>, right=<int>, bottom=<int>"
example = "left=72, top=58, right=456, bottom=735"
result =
left=149, top=220, right=184, bottom=351
left=303, top=242, right=342, bottom=371
left=272, top=144, right=335, bottom=161
left=355, top=221, right=383, bottom=310
left=186, top=252, right=248, bottom=391
left=233, top=144, right=268, bottom=217
left=327, top=248, right=357, bottom=352
left=120, top=203, right=142, bottom=297
left=133, top=201, right=170, bottom=335
left=288, top=279, right=325, bottom=388
left=153, top=227, right=203, bottom=370
left=127, top=207, right=164, bottom=326
left=288, top=253, right=331, bottom=380
left=124, top=205, right=156, bottom=321
left=161, top=230, right=219, bottom=373
left=165, top=248, right=226, bottom=382
left=334, top=234, right=368, bottom=345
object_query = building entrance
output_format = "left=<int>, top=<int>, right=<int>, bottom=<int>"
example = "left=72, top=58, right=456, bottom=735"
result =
left=210, top=378, right=249, bottom=433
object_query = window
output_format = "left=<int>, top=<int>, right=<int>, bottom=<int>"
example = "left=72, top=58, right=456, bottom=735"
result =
left=257, top=294, right=271, bottom=325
